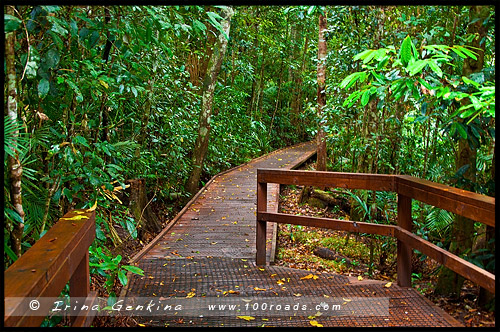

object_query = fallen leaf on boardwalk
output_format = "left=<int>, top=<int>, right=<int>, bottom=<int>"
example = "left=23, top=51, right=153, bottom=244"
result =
left=309, top=320, right=323, bottom=327
left=138, top=323, right=146, bottom=327
left=258, top=268, right=265, bottom=271
left=358, top=276, right=363, bottom=281
left=210, top=242, right=218, bottom=245
left=228, top=290, right=240, bottom=294
left=237, top=316, right=255, bottom=321
left=343, top=298, right=351, bottom=302
left=308, top=311, right=323, bottom=319
left=277, top=280, right=284, bottom=285
left=294, top=293, right=302, bottom=297
left=384, top=282, right=392, bottom=288
left=300, top=274, right=319, bottom=280
left=254, top=287, right=266, bottom=291
left=186, top=292, right=195, bottom=298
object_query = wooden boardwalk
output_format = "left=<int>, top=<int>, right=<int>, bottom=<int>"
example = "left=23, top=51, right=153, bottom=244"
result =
left=121, top=142, right=461, bottom=327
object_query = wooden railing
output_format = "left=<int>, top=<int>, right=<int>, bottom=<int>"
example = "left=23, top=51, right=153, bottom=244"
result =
left=4, top=209, right=97, bottom=327
left=256, top=169, right=495, bottom=293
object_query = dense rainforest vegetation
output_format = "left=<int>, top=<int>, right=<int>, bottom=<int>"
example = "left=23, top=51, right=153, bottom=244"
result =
left=4, top=4, right=495, bottom=320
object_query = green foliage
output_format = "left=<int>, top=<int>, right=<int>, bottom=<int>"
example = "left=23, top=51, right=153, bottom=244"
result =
left=89, top=246, right=144, bottom=293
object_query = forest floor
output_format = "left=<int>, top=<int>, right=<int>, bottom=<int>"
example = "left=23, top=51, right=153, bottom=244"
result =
left=273, top=163, right=495, bottom=328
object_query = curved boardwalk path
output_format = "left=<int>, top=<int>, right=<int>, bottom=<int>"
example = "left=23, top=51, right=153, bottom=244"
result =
left=121, top=142, right=461, bottom=327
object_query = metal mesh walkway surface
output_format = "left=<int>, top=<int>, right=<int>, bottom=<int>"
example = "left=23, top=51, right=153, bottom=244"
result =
left=120, top=142, right=461, bottom=327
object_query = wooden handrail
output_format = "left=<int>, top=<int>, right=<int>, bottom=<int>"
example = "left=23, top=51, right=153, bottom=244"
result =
left=256, top=169, right=495, bottom=293
left=4, top=209, right=97, bottom=327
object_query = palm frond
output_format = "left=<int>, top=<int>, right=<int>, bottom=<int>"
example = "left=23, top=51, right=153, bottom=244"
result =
left=4, top=116, right=28, bottom=159
left=112, top=140, right=140, bottom=157
left=425, top=207, right=453, bottom=238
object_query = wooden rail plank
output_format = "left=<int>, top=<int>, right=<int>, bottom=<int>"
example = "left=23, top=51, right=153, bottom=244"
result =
left=258, top=169, right=395, bottom=192
left=395, top=228, right=495, bottom=294
left=4, top=209, right=95, bottom=327
left=396, top=175, right=495, bottom=227
left=258, top=212, right=396, bottom=237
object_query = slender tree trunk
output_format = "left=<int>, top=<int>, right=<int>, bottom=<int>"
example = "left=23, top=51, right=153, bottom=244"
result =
left=316, top=13, right=327, bottom=172
left=5, top=6, right=25, bottom=258
left=292, top=34, right=309, bottom=127
left=435, top=5, right=491, bottom=298
left=185, top=7, right=234, bottom=195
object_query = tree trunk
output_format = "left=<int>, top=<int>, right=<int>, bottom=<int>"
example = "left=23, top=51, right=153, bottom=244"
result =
left=434, top=5, right=491, bottom=298
left=316, top=12, right=327, bottom=172
left=185, top=7, right=234, bottom=195
left=291, top=34, right=309, bottom=126
left=5, top=6, right=25, bottom=258
left=125, top=179, right=162, bottom=241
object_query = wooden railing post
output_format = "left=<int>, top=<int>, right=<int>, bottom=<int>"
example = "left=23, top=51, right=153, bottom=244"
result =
left=397, top=194, right=412, bottom=287
left=256, top=180, right=267, bottom=265
left=70, top=251, right=90, bottom=324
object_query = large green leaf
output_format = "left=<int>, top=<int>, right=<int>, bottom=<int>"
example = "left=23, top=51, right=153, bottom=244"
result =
left=353, top=49, right=374, bottom=62
left=38, top=79, right=50, bottom=99
left=123, top=265, right=145, bottom=276
left=360, top=89, right=372, bottom=107
left=339, top=72, right=361, bottom=89
left=207, top=11, right=228, bottom=40
left=117, top=270, right=128, bottom=286
left=400, top=36, right=413, bottom=67
left=427, top=60, right=443, bottom=78
left=407, top=60, right=427, bottom=76
left=4, top=14, right=21, bottom=33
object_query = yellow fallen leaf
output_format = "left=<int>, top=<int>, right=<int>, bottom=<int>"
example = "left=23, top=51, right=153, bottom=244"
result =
left=186, top=292, right=195, bottom=298
left=277, top=280, right=284, bottom=285
left=258, top=268, right=265, bottom=271
left=254, top=287, right=266, bottom=291
left=237, top=316, right=255, bottom=321
left=384, top=282, right=392, bottom=288
left=358, top=276, right=363, bottom=281
left=342, top=298, right=351, bottom=302
left=300, top=274, right=319, bottom=280
left=309, top=320, right=323, bottom=327
left=138, top=323, right=146, bottom=327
